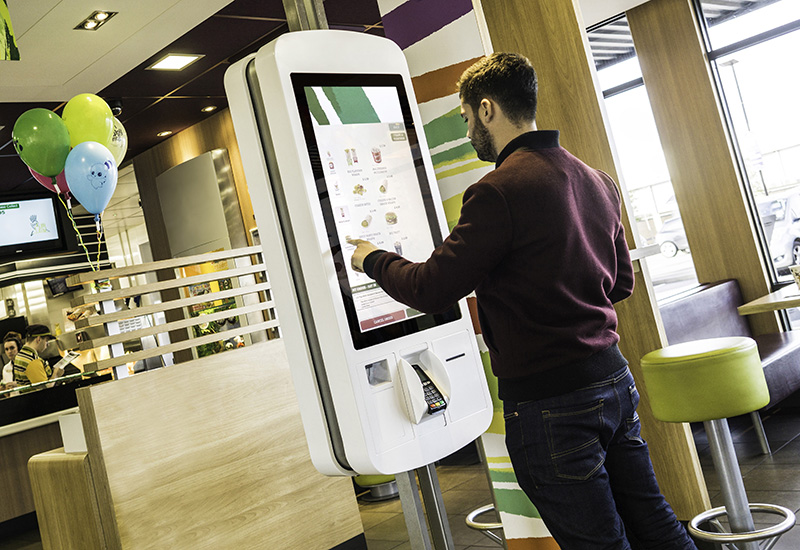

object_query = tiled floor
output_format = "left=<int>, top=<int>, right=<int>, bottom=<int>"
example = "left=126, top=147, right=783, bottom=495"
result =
left=6, top=407, right=800, bottom=549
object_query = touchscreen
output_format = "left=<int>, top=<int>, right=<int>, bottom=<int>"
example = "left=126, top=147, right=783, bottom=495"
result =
left=305, top=85, right=433, bottom=332
left=292, top=73, right=460, bottom=349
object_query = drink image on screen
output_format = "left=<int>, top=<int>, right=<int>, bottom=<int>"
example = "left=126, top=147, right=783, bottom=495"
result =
left=371, top=147, right=382, bottom=163
left=394, top=241, right=402, bottom=255
left=352, top=148, right=359, bottom=163
left=345, top=149, right=353, bottom=166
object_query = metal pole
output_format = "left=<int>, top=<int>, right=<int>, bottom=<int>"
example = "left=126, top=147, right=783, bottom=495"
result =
left=704, top=419, right=759, bottom=550
left=397, top=470, right=433, bottom=550
left=282, top=0, right=328, bottom=32
left=416, top=463, right=455, bottom=550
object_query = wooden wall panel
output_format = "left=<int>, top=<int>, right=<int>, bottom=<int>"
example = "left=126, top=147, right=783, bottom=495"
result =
left=627, top=0, right=777, bottom=336
left=132, top=109, right=256, bottom=262
left=0, top=423, right=62, bottom=523
left=28, top=449, right=105, bottom=550
left=478, top=0, right=710, bottom=518
left=76, top=341, right=363, bottom=550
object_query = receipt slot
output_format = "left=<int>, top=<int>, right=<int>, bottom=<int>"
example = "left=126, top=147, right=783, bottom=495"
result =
left=224, top=30, right=491, bottom=477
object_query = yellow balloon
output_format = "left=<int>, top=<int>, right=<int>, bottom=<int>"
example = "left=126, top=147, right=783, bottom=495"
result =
left=108, top=117, right=128, bottom=166
left=62, top=93, right=114, bottom=149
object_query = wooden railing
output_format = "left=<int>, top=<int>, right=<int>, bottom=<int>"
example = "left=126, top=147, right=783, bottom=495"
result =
left=64, top=245, right=279, bottom=375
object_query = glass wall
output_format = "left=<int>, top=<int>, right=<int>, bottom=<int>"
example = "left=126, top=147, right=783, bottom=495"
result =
left=695, top=0, right=800, bottom=325
left=588, top=16, right=699, bottom=301
left=589, top=2, right=800, bottom=305
left=697, top=0, right=800, bottom=283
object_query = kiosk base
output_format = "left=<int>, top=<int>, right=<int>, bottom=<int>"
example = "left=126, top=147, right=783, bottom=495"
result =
left=397, top=464, right=455, bottom=550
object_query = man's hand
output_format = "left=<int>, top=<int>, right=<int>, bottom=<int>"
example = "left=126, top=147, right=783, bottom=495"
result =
left=346, top=237, right=379, bottom=273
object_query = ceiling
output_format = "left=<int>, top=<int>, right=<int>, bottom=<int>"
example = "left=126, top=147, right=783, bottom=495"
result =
left=0, top=0, right=383, bottom=232
left=0, top=0, right=679, bottom=237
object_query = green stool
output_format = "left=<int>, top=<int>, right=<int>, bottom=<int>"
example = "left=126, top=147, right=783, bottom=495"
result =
left=354, top=474, right=398, bottom=502
left=641, top=337, right=795, bottom=549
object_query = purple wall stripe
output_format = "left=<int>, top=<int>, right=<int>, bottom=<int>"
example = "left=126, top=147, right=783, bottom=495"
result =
left=382, top=0, right=473, bottom=50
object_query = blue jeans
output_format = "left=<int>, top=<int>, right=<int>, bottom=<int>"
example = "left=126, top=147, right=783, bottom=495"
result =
left=504, top=366, right=697, bottom=550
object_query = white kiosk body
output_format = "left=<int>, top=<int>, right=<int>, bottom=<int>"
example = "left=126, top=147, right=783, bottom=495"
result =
left=225, top=30, right=492, bottom=476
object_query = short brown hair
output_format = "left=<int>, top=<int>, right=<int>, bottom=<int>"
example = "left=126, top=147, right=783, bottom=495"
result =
left=457, top=53, right=538, bottom=125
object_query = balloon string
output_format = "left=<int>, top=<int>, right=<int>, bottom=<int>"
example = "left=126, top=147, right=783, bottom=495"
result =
left=96, top=217, right=103, bottom=268
left=58, top=194, right=98, bottom=272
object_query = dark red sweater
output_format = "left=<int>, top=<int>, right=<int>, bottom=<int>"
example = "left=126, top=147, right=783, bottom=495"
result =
left=365, top=131, right=634, bottom=401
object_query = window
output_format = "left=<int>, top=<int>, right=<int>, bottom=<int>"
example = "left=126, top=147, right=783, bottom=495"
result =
left=696, top=0, right=800, bottom=323
left=588, top=16, right=699, bottom=301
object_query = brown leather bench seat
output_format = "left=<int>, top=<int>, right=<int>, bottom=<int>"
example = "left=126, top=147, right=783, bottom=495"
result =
left=658, top=279, right=800, bottom=452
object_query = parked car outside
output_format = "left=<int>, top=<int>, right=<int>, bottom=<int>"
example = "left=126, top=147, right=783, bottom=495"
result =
left=758, top=192, right=800, bottom=271
left=654, top=190, right=800, bottom=272
left=655, top=217, right=690, bottom=257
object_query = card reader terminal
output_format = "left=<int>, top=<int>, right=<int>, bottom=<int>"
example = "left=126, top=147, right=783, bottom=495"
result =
left=412, top=364, right=447, bottom=414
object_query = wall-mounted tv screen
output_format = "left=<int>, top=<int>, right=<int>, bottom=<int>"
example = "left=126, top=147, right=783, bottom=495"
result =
left=0, top=193, right=70, bottom=261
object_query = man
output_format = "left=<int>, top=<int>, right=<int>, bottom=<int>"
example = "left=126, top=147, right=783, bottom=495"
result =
left=349, top=53, right=696, bottom=549
left=14, top=324, right=58, bottom=385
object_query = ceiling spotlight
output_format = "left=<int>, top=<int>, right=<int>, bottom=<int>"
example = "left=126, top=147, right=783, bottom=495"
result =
left=75, top=10, right=118, bottom=31
left=147, top=54, right=204, bottom=71
left=157, top=131, right=173, bottom=137
left=201, top=106, right=217, bottom=113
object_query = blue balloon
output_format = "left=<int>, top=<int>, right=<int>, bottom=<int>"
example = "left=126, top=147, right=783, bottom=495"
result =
left=64, top=141, right=118, bottom=216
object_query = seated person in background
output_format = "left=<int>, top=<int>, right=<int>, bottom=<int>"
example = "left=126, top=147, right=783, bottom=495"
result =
left=13, top=324, right=65, bottom=385
left=2, top=331, right=22, bottom=390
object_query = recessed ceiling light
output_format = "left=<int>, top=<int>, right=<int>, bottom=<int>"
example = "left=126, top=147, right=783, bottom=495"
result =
left=74, top=11, right=118, bottom=31
left=147, top=54, right=204, bottom=71
left=201, top=106, right=217, bottom=113
left=157, top=131, right=173, bottom=137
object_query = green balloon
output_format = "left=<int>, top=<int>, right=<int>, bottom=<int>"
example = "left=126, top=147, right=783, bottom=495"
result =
left=12, top=109, right=71, bottom=177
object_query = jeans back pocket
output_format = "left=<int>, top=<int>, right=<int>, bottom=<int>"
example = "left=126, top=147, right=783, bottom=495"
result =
left=542, top=399, right=605, bottom=481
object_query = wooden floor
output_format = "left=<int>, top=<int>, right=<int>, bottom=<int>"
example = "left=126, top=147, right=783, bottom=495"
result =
left=8, top=408, right=800, bottom=549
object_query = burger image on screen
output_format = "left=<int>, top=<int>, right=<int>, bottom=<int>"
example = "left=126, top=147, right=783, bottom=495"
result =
left=385, top=212, right=398, bottom=225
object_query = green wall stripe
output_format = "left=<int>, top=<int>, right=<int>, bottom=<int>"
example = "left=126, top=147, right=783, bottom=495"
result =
left=423, top=106, right=466, bottom=149
left=442, top=192, right=464, bottom=231
left=494, top=489, right=541, bottom=518
left=305, top=88, right=330, bottom=126
left=489, top=470, right=519, bottom=484
left=436, top=159, right=491, bottom=180
left=322, top=86, right=380, bottom=124
left=431, top=141, right=476, bottom=170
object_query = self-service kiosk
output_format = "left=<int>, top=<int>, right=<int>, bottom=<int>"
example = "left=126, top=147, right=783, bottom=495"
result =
left=224, top=30, right=492, bottom=478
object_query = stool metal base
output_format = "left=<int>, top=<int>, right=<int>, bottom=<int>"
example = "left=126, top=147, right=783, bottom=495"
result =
left=360, top=480, right=399, bottom=502
left=465, top=504, right=503, bottom=546
left=689, top=503, right=795, bottom=549
left=700, top=418, right=796, bottom=550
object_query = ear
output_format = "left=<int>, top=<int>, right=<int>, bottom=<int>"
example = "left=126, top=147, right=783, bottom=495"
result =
left=104, top=160, right=113, bottom=170
left=479, top=98, right=496, bottom=123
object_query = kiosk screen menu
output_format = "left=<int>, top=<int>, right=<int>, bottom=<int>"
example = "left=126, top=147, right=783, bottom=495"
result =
left=292, top=73, right=460, bottom=349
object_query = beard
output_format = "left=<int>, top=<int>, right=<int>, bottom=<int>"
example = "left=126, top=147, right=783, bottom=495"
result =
left=471, top=117, right=497, bottom=162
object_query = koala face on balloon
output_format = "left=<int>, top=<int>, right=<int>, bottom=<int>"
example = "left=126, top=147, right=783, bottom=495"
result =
left=87, top=160, right=113, bottom=190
